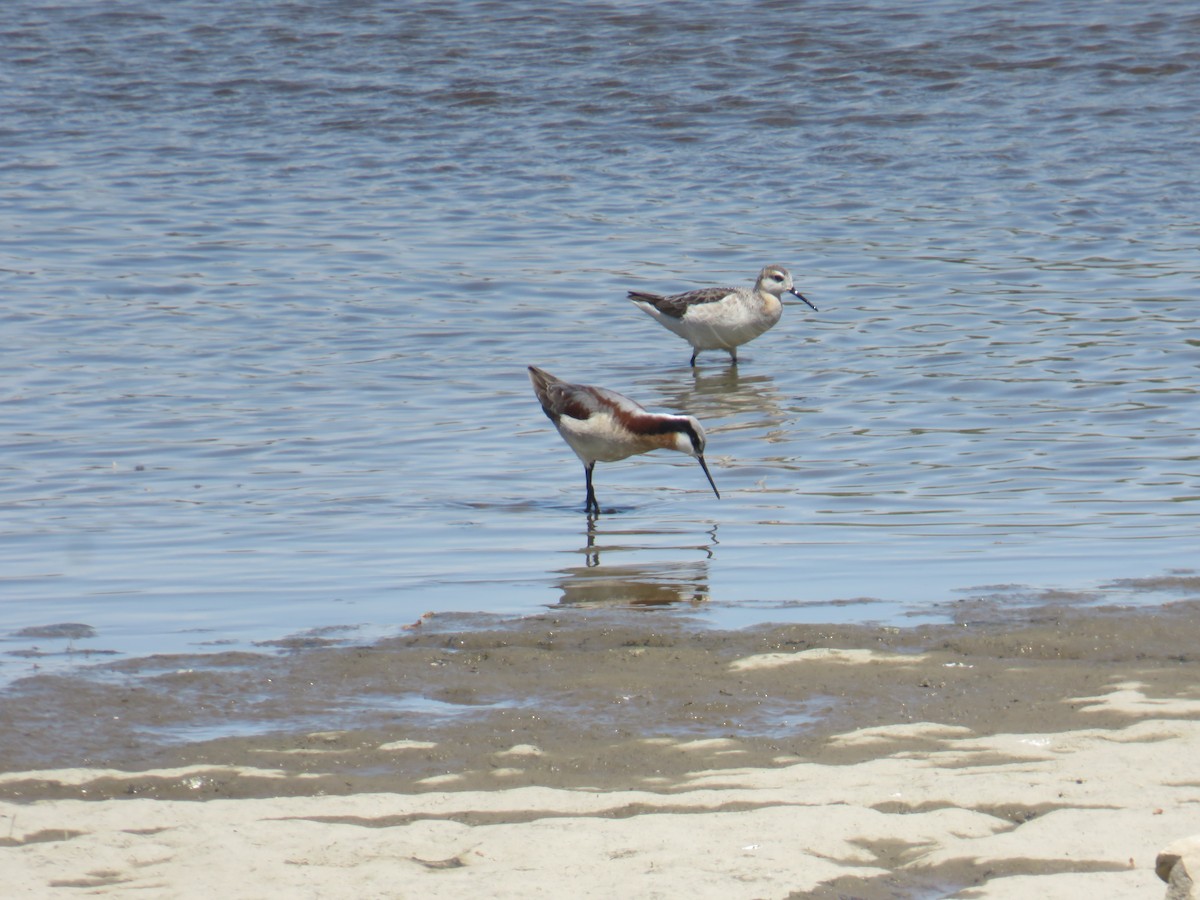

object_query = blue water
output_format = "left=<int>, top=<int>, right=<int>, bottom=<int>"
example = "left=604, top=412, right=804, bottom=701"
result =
left=2, top=0, right=1198, bottom=681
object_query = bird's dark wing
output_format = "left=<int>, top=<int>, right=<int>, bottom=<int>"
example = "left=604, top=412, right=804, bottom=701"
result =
left=542, top=382, right=644, bottom=426
left=627, top=286, right=735, bottom=319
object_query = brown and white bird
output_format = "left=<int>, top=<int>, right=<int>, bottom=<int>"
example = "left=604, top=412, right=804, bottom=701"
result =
left=628, top=264, right=816, bottom=366
left=527, top=366, right=719, bottom=515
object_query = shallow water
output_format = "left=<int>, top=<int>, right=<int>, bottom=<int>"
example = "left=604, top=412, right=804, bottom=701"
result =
left=2, top=0, right=1199, bottom=681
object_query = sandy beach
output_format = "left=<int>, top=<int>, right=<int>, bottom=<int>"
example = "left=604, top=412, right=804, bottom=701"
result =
left=2, top=591, right=1199, bottom=897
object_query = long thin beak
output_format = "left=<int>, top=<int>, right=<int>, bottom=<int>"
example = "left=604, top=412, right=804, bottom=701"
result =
left=697, top=455, right=720, bottom=499
left=789, top=288, right=818, bottom=311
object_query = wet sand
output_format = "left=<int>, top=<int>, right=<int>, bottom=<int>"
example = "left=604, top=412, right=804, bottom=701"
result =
left=2, top=586, right=1199, bottom=897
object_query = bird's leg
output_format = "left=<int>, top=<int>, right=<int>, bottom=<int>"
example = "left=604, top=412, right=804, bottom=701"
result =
left=728, top=346, right=738, bottom=366
left=689, top=347, right=699, bottom=367
left=584, top=462, right=599, bottom=515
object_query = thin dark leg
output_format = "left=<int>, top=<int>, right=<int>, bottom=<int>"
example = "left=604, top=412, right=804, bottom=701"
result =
left=728, top=346, right=738, bottom=366
left=584, top=462, right=599, bottom=515
left=689, top=347, right=699, bottom=367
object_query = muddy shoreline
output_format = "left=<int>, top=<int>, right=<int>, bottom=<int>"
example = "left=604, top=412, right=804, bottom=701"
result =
left=2, top=592, right=1200, bottom=897
left=2, top=592, right=1198, bottom=799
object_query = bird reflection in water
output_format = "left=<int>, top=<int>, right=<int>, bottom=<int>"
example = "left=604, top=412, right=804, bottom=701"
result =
left=552, top=521, right=718, bottom=609
left=649, top=368, right=788, bottom=438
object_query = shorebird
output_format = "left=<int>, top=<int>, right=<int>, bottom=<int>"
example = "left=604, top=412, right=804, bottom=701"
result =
left=527, top=365, right=719, bottom=515
left=628, top=264, right=817, bottom=366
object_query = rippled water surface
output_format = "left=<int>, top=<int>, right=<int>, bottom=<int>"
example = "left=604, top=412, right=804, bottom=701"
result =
left=3, top=0, right=1199, bottom=679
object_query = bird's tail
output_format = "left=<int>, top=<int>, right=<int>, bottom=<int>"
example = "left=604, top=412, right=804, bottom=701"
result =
left=527, top=365, right=562, bottom=413
left=627, top=290, right=662, bottom=305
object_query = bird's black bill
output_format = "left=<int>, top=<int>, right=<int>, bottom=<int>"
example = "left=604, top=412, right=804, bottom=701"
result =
left=697, top=455, right=720, bottom=499
left=789, top=288, right=818, bottom=311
